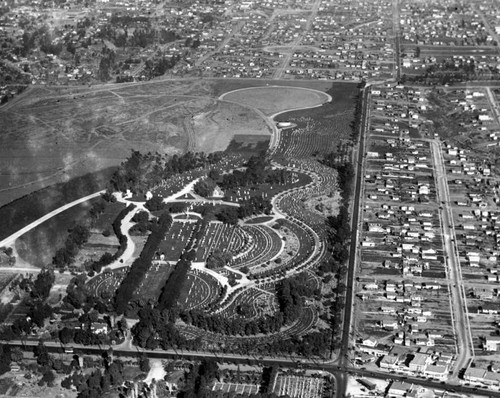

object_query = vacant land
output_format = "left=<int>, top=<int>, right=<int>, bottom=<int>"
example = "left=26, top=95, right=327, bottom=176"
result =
left=221, top=86, right=330, bottom=116
left=15, top=198, right=99, bottom=267
left=211, top=78, right=333, bottom=98
left=0, top=79, right=271, bottom=207
left=0, top=168, right=112, bottom=241
left=0, top=79, right=338, bottom=208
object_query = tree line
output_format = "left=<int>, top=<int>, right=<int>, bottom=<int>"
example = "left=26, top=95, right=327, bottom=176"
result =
left=52, top=224, right=91, bottom=269
left=320, top=157, right=355, bottom=353
left=218, top=154, right=291, bottom=191
left=178, top=273, right=316, bottom=337
left=60, top=351, right=127, bottom=398
left=350, top=82, right=364, bottom=141
left=131, top=306, right=195, bottom=350
left=156, top=250, right=195, bottom=312
left=87, top=204, right=136, bottom=274
left=114, top=211, right=173, bottom=314
left=52, top=197, right=129, bottom=270
left=0, top=269, right=55, bottom=340
left=156, top=218, right=207, bottom=312
left=108, top=151, right=223, bottom=194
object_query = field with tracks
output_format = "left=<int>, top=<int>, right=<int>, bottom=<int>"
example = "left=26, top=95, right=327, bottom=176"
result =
left=221, top=86, right=330, bottom=116
left=0, top=80, right=351, bottom=211
left=0, top=79, right=270, bottom=207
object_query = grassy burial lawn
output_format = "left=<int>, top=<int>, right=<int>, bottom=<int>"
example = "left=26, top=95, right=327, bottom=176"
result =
left=273, top=83, right=358, bottom=158
left=223, top=171, right=313, bottom=203
left=177, top=270, right=222, bottom=311
left=86, top=267, right=127, bottom=300
left=15, top=197, right=100, bottom=267
left=158, top=222, right=196, bottom=262
left=132, top=261, right=175, bottom=304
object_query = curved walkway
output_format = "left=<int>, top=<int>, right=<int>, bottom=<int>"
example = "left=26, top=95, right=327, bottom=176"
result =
left=96, top=201, right=141, bottom=274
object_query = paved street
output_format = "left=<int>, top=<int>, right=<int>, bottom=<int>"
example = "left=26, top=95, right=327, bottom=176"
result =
left=430, top=139, right=474, bottom=378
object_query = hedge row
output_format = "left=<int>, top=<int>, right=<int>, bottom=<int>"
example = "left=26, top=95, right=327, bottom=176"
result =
left=114, top=212, right=173, bottom=314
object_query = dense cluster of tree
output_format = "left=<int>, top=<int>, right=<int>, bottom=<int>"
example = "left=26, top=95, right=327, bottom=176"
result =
left=63, top=328, right=103, bottom=346
left=321, top=162, right=354, bottom=262
left=86, top=252, right=113, bottom=276
left=277, top=276, right=315, bottom=325
left=406, top=57, right=500, bottom=85
left=115, top=75, right=134, bottom=83
left=97, top=48, right=116, bottom=82
left=260, top=366, right=278, bottom=395
left=180, top=310, right=284, bottom=336
left=0, top=345, right=12, bottom=375
left=52, top=197, right=117, bottom=270
left=280, top=330, right=332, bottom=357
left=144, top=195, right=166, bottom=211
left=166, top=202, right=189, bottom=214
left=30, top=269, right=56, bottom=301
left=129, top=210, right=153, bottom=235
left=65, top=273, right=91, bottom=309
left=319, top=158, right=355, bottom=353
left=143, top=54, right=181, bottom=79
left=0, top=270, right=55, bottom=340
left=109, top=151, right=223, bottom=194
left=0, top=303, right=13, bottom=325
left=86, top=204, right=135, bottom=274
left=52, top=224, right=91, bottom=268
left=156, top=219, right=206, bottom=312
left=180, top=359, right=220, bottom=397
left=156, top=250, right=194, bottom=312
left=97, top=17, right=179, bottom=48
left=321, top=157, right=354, bottom=201
left=190, top=199, right=271, bottom=225
left=193, top=177, right=217, bottom=198
left=206, top=248, right=232, bottom=269
left=179, top=273, right=316, bottom=337
left=60, top=314, right=126, bottom=346
left=131, top=306, right=195, bottom=350
left=114, top=212, right=173, bottom=314
left=215, top=206, right=239, bottom=225
left=238, top=196, right=272, bottom=219
left=60, top=352, right=126, bottom=398
left=277, top=279, right=304, bottom=323
left=350, top=83, right=364, bottom=140
left=218, top=154, right=291, bottom=190
left=20, top=26, right=61, bottom=57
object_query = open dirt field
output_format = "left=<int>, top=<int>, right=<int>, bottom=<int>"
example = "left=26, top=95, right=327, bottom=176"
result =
left=220, top=86, right=331, bottom=116
left=0, top=79, right=271, bottom=207
left=0, top=79, right=337, bottom=207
